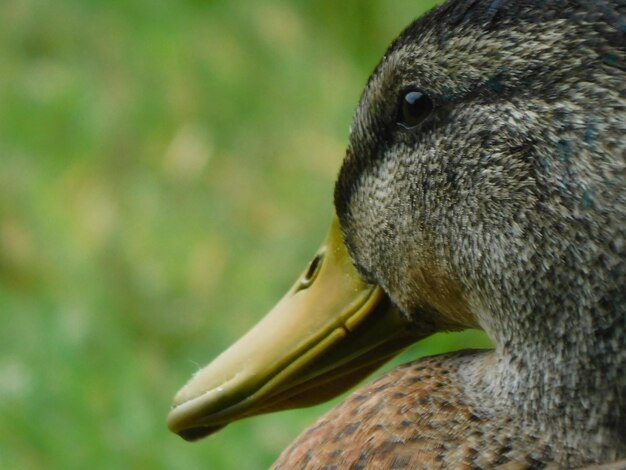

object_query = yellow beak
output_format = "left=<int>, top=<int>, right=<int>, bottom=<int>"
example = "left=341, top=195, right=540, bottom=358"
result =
left=167, top=216, right=423, bottom=441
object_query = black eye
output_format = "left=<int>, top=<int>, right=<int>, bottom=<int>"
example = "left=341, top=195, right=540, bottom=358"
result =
left=398, top=89, right=433, bottom=129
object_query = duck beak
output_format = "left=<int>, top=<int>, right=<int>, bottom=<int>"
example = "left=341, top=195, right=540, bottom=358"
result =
left=167, top=216, right=422, bottom=441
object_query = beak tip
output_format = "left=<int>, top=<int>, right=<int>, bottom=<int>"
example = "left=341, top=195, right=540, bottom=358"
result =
left=176, top=424, right=227, bottom=441
left=167, top=405, right=228, bottom=441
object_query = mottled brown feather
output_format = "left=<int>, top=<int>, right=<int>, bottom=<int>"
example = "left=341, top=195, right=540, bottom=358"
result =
left=274, top=352, right=590, bottom=469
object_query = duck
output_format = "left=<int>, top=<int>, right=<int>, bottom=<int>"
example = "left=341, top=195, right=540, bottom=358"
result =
left=167, top=0, right=626, bottom=468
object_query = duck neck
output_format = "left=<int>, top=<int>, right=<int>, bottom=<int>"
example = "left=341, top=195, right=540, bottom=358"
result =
left=472, top=283, right=626, bottom=454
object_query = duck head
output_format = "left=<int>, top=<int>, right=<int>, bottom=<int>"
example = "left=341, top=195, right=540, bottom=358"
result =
left=169, top=0, right=625, bottom=443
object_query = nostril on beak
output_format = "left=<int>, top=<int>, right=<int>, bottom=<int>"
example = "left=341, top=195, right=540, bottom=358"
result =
left=298, top=251, right=324, bottom=290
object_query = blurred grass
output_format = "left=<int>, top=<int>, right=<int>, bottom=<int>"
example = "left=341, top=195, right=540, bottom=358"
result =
left=0, top=0, right=493, bottom=468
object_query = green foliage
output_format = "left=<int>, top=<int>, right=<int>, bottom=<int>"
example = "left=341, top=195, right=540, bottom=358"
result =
left=0, top=0, right=491, bottom=468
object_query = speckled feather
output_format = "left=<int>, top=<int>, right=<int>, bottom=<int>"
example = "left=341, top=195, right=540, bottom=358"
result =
left=273, top=0, right=625, bottom=468
left=275, top=354, right=626, bottom=469
left=276, top=353, right=581, bottom=469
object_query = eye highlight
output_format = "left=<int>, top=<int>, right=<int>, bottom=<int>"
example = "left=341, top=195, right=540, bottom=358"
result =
left=398, top=89, right=433, bottom=129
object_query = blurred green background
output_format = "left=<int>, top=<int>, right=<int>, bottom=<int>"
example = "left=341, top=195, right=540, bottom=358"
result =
left=0, top=0, right=493, bottom=468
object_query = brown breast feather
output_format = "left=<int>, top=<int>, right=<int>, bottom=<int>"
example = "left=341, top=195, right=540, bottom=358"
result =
left=272, top=351, right=613, bottom=469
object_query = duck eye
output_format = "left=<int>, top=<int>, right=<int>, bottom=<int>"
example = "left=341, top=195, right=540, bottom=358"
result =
left=398, top=89, right=433, bottom=129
